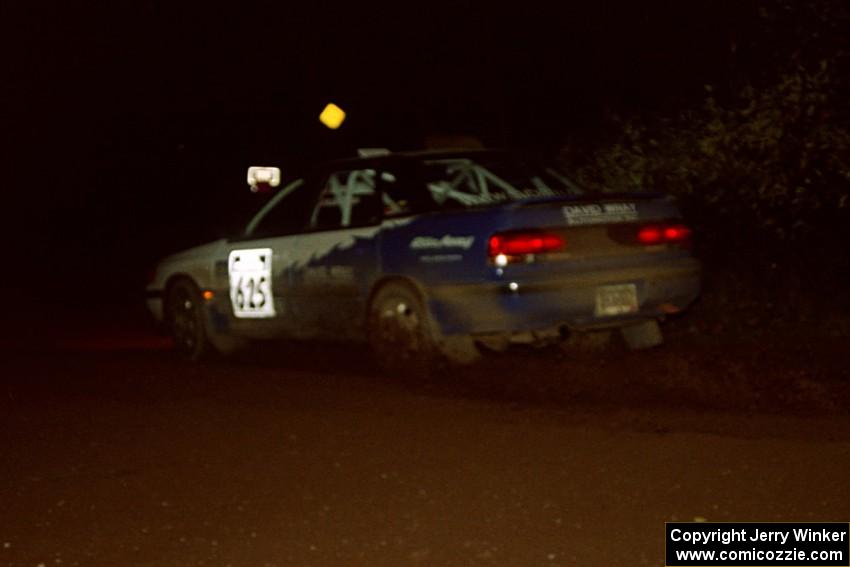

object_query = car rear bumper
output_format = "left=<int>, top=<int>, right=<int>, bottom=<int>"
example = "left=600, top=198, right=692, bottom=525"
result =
left=426, top=258, right=701, bottom=335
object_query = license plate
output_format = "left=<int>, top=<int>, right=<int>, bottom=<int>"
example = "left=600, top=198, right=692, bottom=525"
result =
left=595, top=284, right=638, bottom=316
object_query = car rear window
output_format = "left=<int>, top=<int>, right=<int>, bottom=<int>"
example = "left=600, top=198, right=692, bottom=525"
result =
left=421, top=156, right=583, bottom=210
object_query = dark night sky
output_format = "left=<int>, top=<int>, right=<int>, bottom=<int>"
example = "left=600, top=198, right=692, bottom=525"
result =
left=2, top=1, right=760, bottom=302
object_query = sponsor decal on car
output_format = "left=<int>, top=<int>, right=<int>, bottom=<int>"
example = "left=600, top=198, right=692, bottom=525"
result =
left=563, top=202, right=638, bottom=225
left=410, top=235, right=476, bottom=250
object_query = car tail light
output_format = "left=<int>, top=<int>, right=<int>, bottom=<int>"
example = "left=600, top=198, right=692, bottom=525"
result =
left=637, top=223, right=691, bottom=245
left=637, top=226, right=664, bottom=245
left=663, top=224, right=691, bottom=242
left=488, top=231, right=565, bottom=264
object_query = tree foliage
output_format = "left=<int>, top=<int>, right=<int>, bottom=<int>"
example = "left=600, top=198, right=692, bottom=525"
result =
left=562, top=0, right=849, bottom=271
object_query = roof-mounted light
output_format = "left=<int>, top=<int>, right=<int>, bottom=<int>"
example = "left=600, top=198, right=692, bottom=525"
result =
left=247, top=166, right=281, bottom=193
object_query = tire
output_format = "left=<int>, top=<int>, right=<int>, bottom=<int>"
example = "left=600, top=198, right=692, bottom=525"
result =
left=368, top=282, right=438, bottom=376
left=368, top=281, right=480, bottom=375
left=165, top=279, right=213, bottom=361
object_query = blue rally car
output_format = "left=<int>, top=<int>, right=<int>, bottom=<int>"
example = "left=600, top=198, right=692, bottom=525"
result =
left=146, top=149, right=700, bottom=370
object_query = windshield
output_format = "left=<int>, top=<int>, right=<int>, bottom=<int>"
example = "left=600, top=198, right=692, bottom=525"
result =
left=422, top=156, right=583, bottom=210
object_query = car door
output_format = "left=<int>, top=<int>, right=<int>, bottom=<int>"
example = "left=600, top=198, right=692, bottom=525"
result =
left=223, top=176, right=321, bottom=339
left=288, top=166, right=386, bottom=340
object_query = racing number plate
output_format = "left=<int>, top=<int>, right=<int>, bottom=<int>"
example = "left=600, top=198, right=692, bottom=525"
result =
left=595, top=284, right=638, bottom=316
left=228, top=249, right=275, bottom=318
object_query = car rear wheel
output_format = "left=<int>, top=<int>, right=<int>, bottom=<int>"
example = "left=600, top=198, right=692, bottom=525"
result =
left=368, top=282, right=437, bottom=376
left=368, top=282, right=481, bottom=375
left=166, top=279, right=212, bottom=361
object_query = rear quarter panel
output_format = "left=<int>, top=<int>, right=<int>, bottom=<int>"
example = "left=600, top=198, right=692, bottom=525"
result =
left=378, top=195, right=700, bottom=335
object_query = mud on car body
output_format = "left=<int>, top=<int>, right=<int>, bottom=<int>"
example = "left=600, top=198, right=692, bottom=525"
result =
left=146, top=149, right=701, bottom=369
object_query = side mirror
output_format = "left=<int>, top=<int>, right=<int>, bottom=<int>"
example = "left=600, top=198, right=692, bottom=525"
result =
left=247, top=166, right=281, bottom=193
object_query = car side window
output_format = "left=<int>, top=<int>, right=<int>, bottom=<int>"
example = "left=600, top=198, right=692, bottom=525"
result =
left=380, top=159, right=528, bottom=215
left=309, top=169, right=383, bottom=230
left=423, top=159, right=528, bottom=208
left=379, top=164, right=438, bottom=217
left=417, top=158, right=577, bottom=210
left=244, top=178, right=319, bottom=238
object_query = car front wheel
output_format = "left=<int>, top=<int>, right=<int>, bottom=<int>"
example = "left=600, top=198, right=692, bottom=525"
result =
left=165, top=279, right=211, bottom=361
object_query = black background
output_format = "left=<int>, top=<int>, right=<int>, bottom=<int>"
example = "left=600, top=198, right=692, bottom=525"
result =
left=2, top=1, right=763, bottom=306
